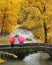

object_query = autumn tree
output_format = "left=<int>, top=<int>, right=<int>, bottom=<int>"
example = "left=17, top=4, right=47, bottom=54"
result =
left=0, top=0, right=17, bottom=36
left=16, top=0, right=46, bottom=42
left=0, top=0, right=52, bottom=43
left=16, top=0, right=52, bottom=43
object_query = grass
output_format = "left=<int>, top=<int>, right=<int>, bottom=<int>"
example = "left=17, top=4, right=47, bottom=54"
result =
left=0, top=39, right=9, bottom=44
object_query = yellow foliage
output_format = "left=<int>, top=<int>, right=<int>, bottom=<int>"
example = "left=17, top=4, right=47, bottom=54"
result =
left=5, top=52, right=18, bottom=58
left=0, top=0, right=52, bottom=43
left=0, top=58, right=5, bottom=64
left=16, top=0, right=52, bottom=43
left=0, top=0, right=17, bottom=35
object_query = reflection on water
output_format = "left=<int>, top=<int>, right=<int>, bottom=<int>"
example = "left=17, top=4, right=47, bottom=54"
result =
left=0, top=53, right=52, bottom=65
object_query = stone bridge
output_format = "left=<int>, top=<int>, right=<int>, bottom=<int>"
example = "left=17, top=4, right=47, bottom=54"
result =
left=0, top=43, right=52, bottom=59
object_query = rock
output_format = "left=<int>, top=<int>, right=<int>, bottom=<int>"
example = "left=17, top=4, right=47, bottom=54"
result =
left=14, top=34, right=19, bottom=38
left=25, top=38, right=32, bottom=41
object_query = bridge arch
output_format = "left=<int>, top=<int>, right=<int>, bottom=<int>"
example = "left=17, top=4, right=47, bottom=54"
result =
left=0, top=43, right=52, bottom=60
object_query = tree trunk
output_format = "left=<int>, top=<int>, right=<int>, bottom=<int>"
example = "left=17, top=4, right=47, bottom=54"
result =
left=0, top=12, right=6, bottom=36
left=43, top=22, right=47, bottom=43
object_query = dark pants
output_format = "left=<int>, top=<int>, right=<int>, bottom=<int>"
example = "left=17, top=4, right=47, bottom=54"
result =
left=11, top=44, right=14, bottom=47
left=19, top=43, right=23, bottom=47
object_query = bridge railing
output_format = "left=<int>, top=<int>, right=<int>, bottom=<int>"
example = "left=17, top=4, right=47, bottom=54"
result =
left=0, top=43, right=52, bottom=48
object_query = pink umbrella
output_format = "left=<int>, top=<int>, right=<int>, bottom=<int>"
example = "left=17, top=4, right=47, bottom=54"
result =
left=18, top=36, right=25, bottom=43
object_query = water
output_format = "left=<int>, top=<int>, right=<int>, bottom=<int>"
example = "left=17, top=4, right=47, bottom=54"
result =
left=0, top=53, right=52, bottom=65
left=0, top=28, right=52, bottom=65
left=0, top=28, right=38, bottom=44
left=10, top=28, right=38, bottom=43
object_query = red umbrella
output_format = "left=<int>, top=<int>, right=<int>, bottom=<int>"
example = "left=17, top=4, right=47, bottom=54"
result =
left=9, top=37, right=15, bottom=44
